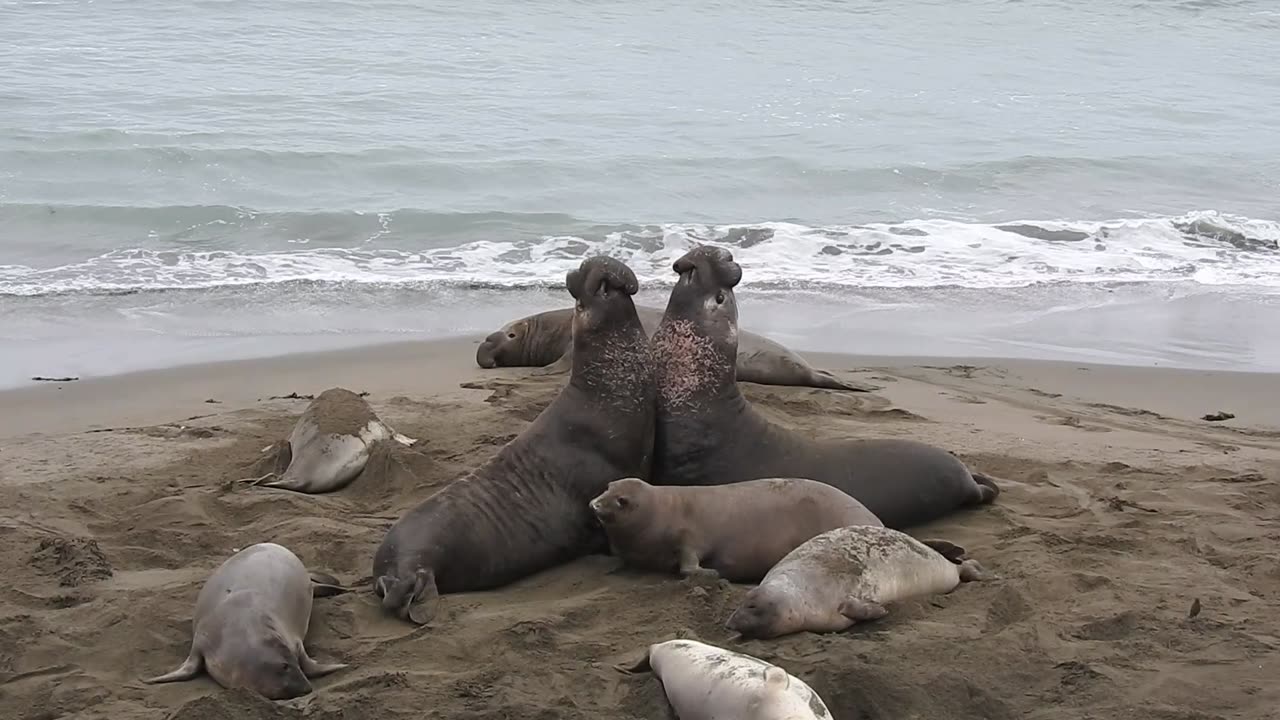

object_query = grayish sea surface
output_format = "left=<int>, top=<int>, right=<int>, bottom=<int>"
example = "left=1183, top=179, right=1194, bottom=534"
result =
left=2, top=0, right=1278, bottom=386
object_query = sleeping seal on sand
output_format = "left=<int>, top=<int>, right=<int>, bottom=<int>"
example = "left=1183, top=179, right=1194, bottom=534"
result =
left=476, top=304, right=875, bottom=392
left=617, top=638, right=834, bottom=720
left=725, top=524, right=992, bottom=639
left=140, top=542, right=348, bottom=699
left=649, top=244, right=1001, bottom=529
left=589, top=476, right=883, bottom=584
left=372, top=256, right=655, bottom=624
left=240, top=387, right=417, bottom=494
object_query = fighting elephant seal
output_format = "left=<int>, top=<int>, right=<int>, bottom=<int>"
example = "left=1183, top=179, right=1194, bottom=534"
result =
left=725, top=524, right=992, bottom=639
left=240, top=387, right=417, bottom=493
left=589, top=476, right=882, bottom=584
left=141, top=542, right=348, bottom=699
left=649, top=244, right=1001, bottom=529
left=476, top=304, right=875, bottom=392
left=617, top=638, right=833, bottom=720
left=373, top=256, right=655, bottom=624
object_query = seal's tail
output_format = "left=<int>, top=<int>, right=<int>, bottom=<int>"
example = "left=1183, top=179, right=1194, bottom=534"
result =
left=972, top=471, right=1002, bottom=504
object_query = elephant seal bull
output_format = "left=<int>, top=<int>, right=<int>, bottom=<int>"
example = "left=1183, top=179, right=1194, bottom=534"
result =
left=649, top=245, right=1001, bottom=530
left=140, top=542, right=348, bottom=700
left=725, top=524, right=993, bottom=639
left=475, top=305, right=874, bottom=392
left=589, top=476, right=882, bottom=584
left=617, top=638, right=834, bottom=720
left=372, top=256, right=655, bottom=624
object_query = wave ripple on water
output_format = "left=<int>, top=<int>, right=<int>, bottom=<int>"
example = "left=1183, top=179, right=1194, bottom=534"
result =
left=1, top=209, right=1277, bottom=297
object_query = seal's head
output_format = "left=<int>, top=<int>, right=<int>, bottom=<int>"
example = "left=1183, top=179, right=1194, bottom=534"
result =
left=565, top=255, right=641, bottom=340
left=589, top=477, right=652, bottom=531
left=222, top=633, right=312, bottom=700
left=475, top=320, right=527, bottom=368
left=724, top=584, right=801, bottom=640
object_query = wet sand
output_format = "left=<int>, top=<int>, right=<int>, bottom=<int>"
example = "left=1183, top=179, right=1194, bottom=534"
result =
left=1, top=339, right=1278, bottom=719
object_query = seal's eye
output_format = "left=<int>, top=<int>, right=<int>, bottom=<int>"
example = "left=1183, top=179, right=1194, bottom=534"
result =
left=616, top=496, right=630, bottom=508
left=507, top=332, right=516, bottom=339
left=715, top=291, right=725, bottom=305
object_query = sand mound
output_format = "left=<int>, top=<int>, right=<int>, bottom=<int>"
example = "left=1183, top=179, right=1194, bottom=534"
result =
left=2, top=366, right=1279, bottom=719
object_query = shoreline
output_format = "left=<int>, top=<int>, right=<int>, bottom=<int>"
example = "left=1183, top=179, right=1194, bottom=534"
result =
left=3, top=335, right=1277, bottom=440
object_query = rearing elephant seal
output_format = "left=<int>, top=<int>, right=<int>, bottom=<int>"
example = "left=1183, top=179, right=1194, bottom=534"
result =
left=373, top=256, right=655, bottom=624
left=725, top=524, right=992, bottom=639
left=140, top=542, right=348, bottom=699
left=476, top=305, right=875, bottom=392
left=589, top=476, right=883, bottom=583
left=650, top=245, right=1001, bottom=529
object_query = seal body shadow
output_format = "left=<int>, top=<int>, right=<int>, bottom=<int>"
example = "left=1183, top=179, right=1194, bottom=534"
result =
left=374, top=256, right=655, bottom=625
left=650, top=245, right=1001, bottom=530
left=140, top=542, right=348, bottom=700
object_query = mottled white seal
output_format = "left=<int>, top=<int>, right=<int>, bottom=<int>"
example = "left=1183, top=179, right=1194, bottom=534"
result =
left=725, top=524, right=992, bottom=639
left=140, top=542, right=349, bottom=699
left=617, top=638, right=834, bottom=720
left=242, top=387, right=417, bottom=493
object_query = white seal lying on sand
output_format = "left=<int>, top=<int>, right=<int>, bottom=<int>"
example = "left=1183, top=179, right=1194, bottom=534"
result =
left=618, top=638, right=833, bottom=720
left=140, top=542, right=349, bottom=700
left=725, top=524, right=993, bottom=639
left=242, top=387, right=417, bottom=493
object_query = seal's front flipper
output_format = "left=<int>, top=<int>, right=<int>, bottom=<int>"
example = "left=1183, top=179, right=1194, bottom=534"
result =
left=838, top=597, right=888, bottom=623
left=298, top=647, right=348, bottom=679
left=920, top=539, right=967, bottom=563
left=530, top=351, right=572, bottom=377
left=406, top=569, right=441, bottom=625
left=140, top=650, right=204, bottom=684
left=233, top=472, right=278, bottom=486
left=308, top=571, right=351, bottom=597
left=676, top=547, right=720, bottom=585
left=391, top=432, right=418, bottom=447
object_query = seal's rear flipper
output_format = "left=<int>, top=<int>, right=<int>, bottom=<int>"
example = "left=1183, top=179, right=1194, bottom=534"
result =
left=407, top=569, right=441, bottom=626
left=391, top=432, right=418, bottom=447
left=958, top=558, right=995, bottom=583
left=838, top=597, right=888, bottom=623
left=308, top=571, right=351, bottom=597
left=972, top=472, right=1002, bottom=504
left=814, top=371, right=878, bottom=393
left=613, top=649, right=652, bottom=675
left=920, top=539, right=967, bottom=563
left=140, top=650, right=204, bottom=684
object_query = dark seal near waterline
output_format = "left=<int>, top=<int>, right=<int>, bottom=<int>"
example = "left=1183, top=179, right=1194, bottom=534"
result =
left=475, top=305, right=875, bottom=392
left=372, top=255, right=655, bottom=624
left=649, top=245, right=1001, bottom=529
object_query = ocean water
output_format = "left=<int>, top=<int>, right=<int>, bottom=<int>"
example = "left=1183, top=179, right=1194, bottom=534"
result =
left=2, top=0, right=1279, bottom=388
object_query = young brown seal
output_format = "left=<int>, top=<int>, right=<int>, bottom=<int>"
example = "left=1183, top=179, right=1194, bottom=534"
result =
left=476, top=305, right=875, bottom=392
left=617, top=638, right=834, bottom=720
left=725, top=524, right=992, bottom=639
left=140, top=542, right=348, bottom=699
left=649, top=244, right=1001, bottom=529
left=589, top=476, right=883, bottom=583
left=372, top=256, right=655, bottom=624
left=239, top=387, right=417, bottom=493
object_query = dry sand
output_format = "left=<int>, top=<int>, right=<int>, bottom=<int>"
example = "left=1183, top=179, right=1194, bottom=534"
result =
left=1, top=340, right=1278, bottom=720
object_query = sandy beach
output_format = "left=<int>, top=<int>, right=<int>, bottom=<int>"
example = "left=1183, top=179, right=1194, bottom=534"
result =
left=2, top=339, right=1278, bottom=720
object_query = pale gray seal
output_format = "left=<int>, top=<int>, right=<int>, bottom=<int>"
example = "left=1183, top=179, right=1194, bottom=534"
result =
left=476, top=305, right=875, bottom=392
left=589, top=476, right=883, bottom=583
left=239, top=387, right=417, bottom=493
left=725, top=524, right=993, bottom=639
left=617, top=638, right=834, bottom=720
left=650, top=245, right=1001, bottom=529
left=372, top=256, right=655, bottom=624
left=140, top=542, right=349, bottom=699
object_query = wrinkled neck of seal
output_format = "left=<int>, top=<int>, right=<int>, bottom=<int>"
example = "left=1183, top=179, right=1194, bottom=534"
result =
left=568, top=301, right=652, bottom=410
left=652, top=286, right=741, bottom=413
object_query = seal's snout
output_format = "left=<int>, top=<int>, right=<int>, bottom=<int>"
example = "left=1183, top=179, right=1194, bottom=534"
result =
left=567, top=256, right=640, bottom=301
left=672, top=245, right=743, bottom=289
left=476, top=332, right=503, bottom=368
